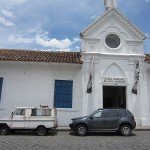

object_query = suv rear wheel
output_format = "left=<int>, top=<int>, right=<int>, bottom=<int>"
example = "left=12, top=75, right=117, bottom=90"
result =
left=76, top=125, right=87, bottom=136
left=120, top=125, right=131, bottom=136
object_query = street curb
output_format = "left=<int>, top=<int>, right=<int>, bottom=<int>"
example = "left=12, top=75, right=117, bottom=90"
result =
left=56, top=127, right=150, bottom=132
left=134, top=128, right=150, bottom=131
left=56, top=127, right=70, bottom=132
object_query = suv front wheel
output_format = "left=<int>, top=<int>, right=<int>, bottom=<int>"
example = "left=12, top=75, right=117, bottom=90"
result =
left=76, top=125, right=87, bottom=136
left=120, top=125, right=131, bottom=136
left=0, top=126, right=9, bottom=135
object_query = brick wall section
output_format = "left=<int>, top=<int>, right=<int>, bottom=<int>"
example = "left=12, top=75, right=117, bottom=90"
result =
left=0, top=49, right=83, bottom=64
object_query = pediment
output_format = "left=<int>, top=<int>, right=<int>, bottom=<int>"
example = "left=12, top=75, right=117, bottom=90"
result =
left=80, top=8, right=146, bottom=40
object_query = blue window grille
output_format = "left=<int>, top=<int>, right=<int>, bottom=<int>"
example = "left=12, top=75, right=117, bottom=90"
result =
left=54, top=80, right=73, bottom=108
left=0, top=78, right=3, bottom=102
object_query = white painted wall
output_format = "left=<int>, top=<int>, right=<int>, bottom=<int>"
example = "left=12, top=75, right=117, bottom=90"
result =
left=81, top=54, right=150, bottom=125
left=143, top=62, right=150, bottom=125
left=0, top=61, right=83, bottom=126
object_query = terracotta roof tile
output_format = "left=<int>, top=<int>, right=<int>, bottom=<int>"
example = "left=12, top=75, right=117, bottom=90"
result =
left=145, top=54, right=150, bottom=64
left=0, top=49, right=83, bottom=64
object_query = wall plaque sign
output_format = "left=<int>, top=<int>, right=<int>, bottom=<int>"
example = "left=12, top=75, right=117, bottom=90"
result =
left=103, top=77, right=127, bottom=85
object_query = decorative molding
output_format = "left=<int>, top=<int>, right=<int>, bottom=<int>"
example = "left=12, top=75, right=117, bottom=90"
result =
left=127, top=41, right=143, bottom=54
left=81, top=8, right=146, bottom=40
left=109, top=19, right=116, bottom=25
left=103, top=63, right=126, bottom=78
left=82, top=52, right=145, bottom=59
left=85, top=38, right=100, bottom=52
left=128, top=59, right=135, bottom=65
left=82, top=57, right=99, bottom=64
left=86, top=38, right=100, bottom=44
left=89, top=45, right=95, bottom=51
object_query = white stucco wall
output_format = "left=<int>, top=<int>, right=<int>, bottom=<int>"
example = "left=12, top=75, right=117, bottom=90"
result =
left=143, top=62, right=150, bottom=125
left=81, top=54, right=150, bottom=125
left=0, top=61, right=83, bottom=126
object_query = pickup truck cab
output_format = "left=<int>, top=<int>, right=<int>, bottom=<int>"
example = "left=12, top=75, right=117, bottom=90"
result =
left=0, top=106, right=57, bottom=136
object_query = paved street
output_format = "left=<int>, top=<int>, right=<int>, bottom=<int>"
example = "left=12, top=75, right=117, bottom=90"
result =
left=0, top=131, right=150, bottom=150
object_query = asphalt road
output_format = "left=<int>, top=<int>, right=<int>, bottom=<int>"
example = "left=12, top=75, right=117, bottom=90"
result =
left=0, top=131, right=150, bottom=150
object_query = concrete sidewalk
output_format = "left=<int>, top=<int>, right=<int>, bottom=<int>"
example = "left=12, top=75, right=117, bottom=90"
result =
left=135, top=126, right=150, bottom=131
left=57, top=126, right=150, bottom=131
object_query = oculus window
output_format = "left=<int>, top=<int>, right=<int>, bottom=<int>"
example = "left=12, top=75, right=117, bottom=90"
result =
left=54, top=80, right=73, bottom=108
left=105, top=34, right=120, bottom=48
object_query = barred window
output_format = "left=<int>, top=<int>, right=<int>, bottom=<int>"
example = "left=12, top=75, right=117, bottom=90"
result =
left=54, top=80, right=73, bottom=108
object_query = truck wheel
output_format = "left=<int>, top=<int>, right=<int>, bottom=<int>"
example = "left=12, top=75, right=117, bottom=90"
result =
left=76, top=125, right=87, bottom=136
left=36, top=126, right=47, bottom=136
left=120, top=125, right=131, bottom=136
left=0, top=126, right=9, bottom=135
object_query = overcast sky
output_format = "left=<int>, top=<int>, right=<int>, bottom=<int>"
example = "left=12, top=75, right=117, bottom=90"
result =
left=0, top=0, right=150, bottom=53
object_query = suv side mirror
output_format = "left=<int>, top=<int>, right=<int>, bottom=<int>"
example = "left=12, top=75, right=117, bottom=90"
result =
left=90, top=116, right=93, bottom=120
left=11, top=112, right=14, bottom=118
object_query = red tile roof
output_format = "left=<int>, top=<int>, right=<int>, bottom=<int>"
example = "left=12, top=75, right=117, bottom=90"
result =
left=145, top=54, right=150, bottom=64
left=0, top=49, right=83, bottom=64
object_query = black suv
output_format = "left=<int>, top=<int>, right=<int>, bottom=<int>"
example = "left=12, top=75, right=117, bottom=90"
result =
left=69, top=108, right=136, bottom=136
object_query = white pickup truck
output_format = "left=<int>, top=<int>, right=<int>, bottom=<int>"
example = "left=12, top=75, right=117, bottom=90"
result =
left=0, top=106, right=57, bottom=136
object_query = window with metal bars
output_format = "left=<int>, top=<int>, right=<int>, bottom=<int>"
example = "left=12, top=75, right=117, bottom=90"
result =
left=54, top=80, right=73, bottom=108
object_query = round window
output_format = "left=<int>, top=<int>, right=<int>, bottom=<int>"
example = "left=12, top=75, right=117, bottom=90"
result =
left=105, top=34, right=120, bottom=48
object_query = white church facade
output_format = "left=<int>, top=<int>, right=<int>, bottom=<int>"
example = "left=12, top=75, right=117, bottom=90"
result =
left=0, top=0, right=150, bottom=126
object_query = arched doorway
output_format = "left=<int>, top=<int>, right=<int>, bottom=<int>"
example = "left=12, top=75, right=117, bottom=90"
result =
left=102, top=63, right=127, bottom=109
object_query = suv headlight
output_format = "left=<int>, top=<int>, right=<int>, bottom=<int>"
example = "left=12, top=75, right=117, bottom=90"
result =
left=70, top=120, right=73, bottom=124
